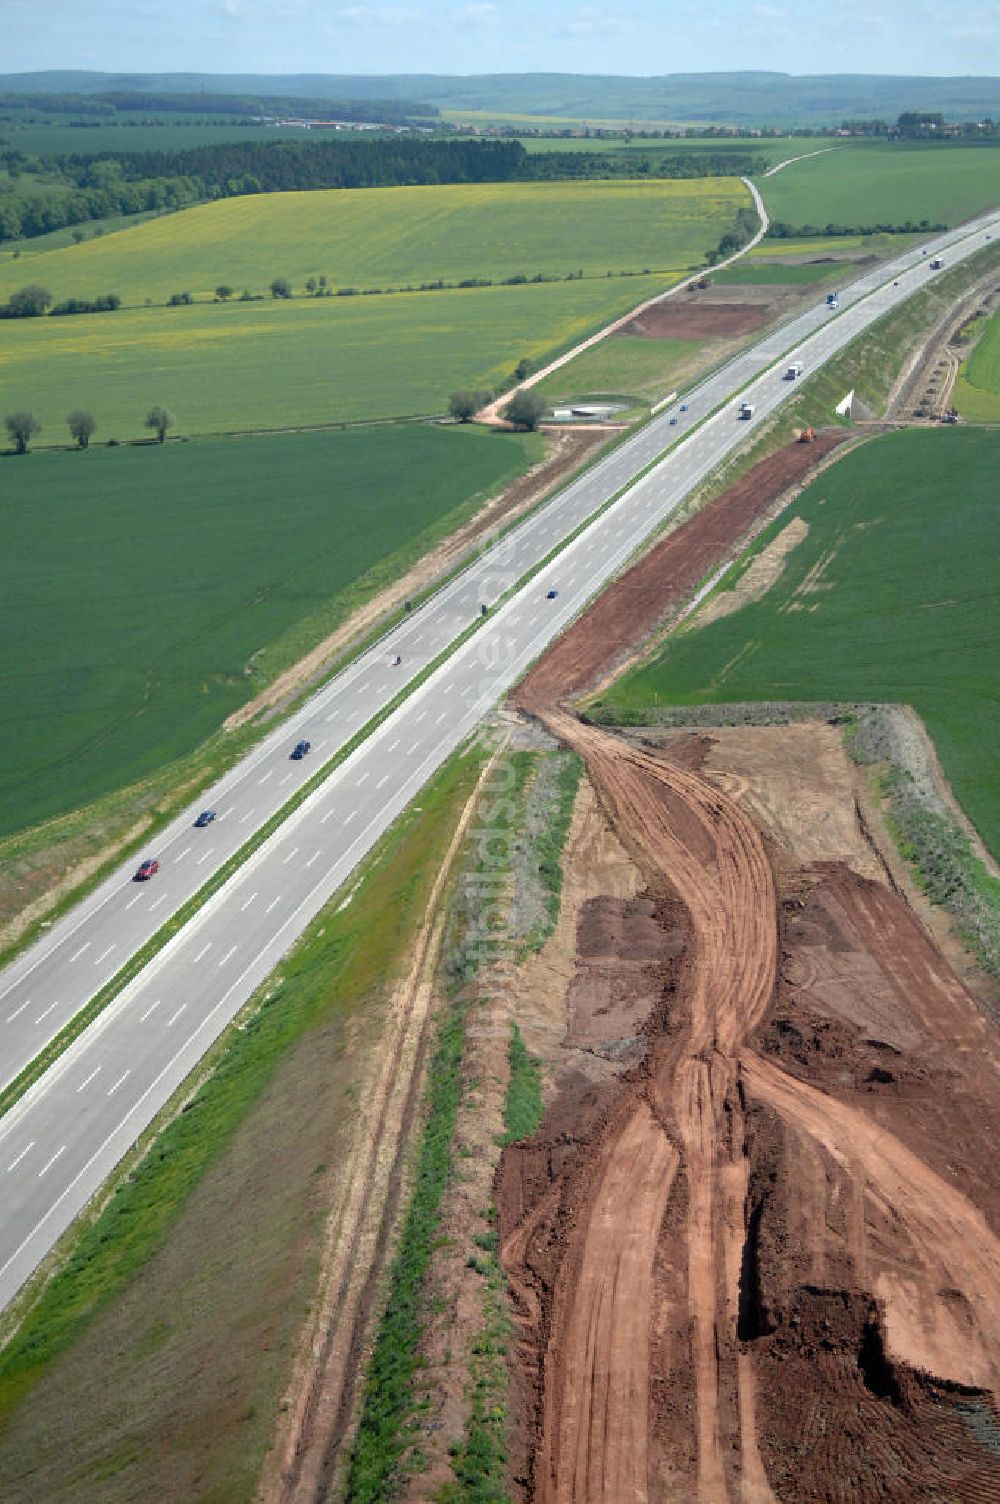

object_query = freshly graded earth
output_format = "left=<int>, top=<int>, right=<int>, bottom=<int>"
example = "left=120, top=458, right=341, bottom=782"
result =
left=501, top=436, right=1000, bottom=1501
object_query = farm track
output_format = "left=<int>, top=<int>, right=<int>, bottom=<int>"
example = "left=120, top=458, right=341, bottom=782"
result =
left=502, top=434, right=1000, bottom=1499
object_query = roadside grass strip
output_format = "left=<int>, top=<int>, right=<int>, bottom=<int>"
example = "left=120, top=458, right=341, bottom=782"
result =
left=442, top=1030, right=545, bottom=1504
left=501, top=1024, right=545, bottom=1145
left=0, top=748, right=484, bottom=1432
left=342, top=754, right=528, bottom=1501
left=955, top=306, right=1000, bottom=421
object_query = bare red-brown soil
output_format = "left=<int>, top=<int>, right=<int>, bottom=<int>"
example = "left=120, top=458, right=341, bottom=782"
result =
left=501, top=440, right=1000, bottom=1501
left=620, top=301, right=775, bottom=340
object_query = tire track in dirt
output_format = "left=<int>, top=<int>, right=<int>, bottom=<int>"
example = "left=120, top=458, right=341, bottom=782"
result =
left=506, top=720, right=1000, bottom=1497
left=519, top=710, right=779, bottom=1502
left=741, top=1052, right=1000, bottom=1395
left=536, top=1102, right=678, bottom=1504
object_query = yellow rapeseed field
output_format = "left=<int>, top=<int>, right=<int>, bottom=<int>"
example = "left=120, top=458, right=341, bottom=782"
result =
left=0, top=178, right=747, bottom=308
left=0, top=176, right=750, bottom=437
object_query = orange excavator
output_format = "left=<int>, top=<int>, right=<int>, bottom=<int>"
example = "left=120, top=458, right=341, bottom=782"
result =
left=799, top=426, right=816, bottom=443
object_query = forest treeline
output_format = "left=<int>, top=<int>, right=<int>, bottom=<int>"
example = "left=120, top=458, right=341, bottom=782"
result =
left=0, top=136, right=762, bottom=242
left=0, top=89, right=436, bottom=123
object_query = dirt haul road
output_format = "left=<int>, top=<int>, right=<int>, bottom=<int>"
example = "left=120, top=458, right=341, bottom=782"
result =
left=503, top=444, right=1000, bottom=1501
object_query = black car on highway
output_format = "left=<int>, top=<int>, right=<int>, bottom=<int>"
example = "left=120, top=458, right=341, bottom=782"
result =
left=291, top=740, right=311, bottom=760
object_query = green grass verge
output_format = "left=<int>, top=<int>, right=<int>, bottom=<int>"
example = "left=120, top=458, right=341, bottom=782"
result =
left=598, top=427, right=1000, bottom=862
left=440, top=1022, right=545, bottom=1504
left=532, top=752, right=583, bottom=932
left=710, top=260, right=845, bottom=285
left=0, top=744, right=484, bottom=1449
left=441, top=1216, right=512, bottom=1504
left=344, top=740, right=538, bottom=1502
left=0, top=424, right=541, bottom=841
left=501, top=1024, right=544, bottom=1146
left=954, top=306, right=1000, bottom=421
left=342, top=998, right=467, bottom=1503
left=534, top=333, right=699, bottom=407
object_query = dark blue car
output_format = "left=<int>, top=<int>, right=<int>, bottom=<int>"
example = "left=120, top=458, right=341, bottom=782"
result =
left=291, top=740, right=311, bottom=760
left=194, top=810, right=216, bottom=828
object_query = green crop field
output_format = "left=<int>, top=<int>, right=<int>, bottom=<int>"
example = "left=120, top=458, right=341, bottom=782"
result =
left=599, top=428, right=1000, bottom=860
left=759, top=143, right=1000, bottom=229
left=0, top=178, right=746, bottom=307
left=0, top=272, right=688, bottom=439
left=0, top=178, right=747, bottom=437
left=954, top=308, right=1000, bottom=420
left=0, top=423, right=541, bottom=838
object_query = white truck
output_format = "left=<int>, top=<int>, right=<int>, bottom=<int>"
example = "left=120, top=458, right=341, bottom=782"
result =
left=786, top=362, right=803, bottom=380
left=826, top=292, right=839, bottom=309
left=739, top=401, right=755, bottom=420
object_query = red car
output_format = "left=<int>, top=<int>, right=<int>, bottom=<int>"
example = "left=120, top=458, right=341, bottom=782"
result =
left=134, top=858, right=160, bottom=881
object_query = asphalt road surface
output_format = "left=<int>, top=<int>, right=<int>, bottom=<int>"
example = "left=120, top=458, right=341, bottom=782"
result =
left=0, top=209, right=997, bottom=1312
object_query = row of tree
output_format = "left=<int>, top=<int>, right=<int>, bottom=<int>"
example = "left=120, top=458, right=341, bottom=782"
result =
left=0, top=284, right=120, bottom=318
left=0, top=171, right=203, bottom=242
left=767, top=219, right=948, bottom=239
left=4, top=406, right=174, bottom=454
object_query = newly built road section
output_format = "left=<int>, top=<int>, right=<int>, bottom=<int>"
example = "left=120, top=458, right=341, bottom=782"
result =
left=0, top=210, right=997, bottom=1311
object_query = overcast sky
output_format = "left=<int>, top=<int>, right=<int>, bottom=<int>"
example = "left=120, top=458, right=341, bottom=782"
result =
left=3, top=0, right=998, bottom=79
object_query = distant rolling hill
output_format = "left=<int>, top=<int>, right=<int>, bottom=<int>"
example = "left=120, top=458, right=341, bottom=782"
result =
left=2, top=71, right=1000, bottom=124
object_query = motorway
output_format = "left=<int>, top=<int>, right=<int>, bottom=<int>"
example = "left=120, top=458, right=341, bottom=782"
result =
left=0, top=207, right=998, bottom=1311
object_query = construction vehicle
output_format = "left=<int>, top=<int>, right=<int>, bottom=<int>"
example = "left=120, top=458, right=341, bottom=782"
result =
left=786, top=361, right=803, bottom=380
left=739, top=401, right=755, bottom=420
left=799, top=426, right=816, bottom=443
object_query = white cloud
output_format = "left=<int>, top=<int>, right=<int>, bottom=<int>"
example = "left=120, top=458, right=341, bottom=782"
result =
left=556, top=4, right=632, bottom=39
left=455, top=1, right=500, bottom=24
left=333, top=3, right=426, bottom=23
